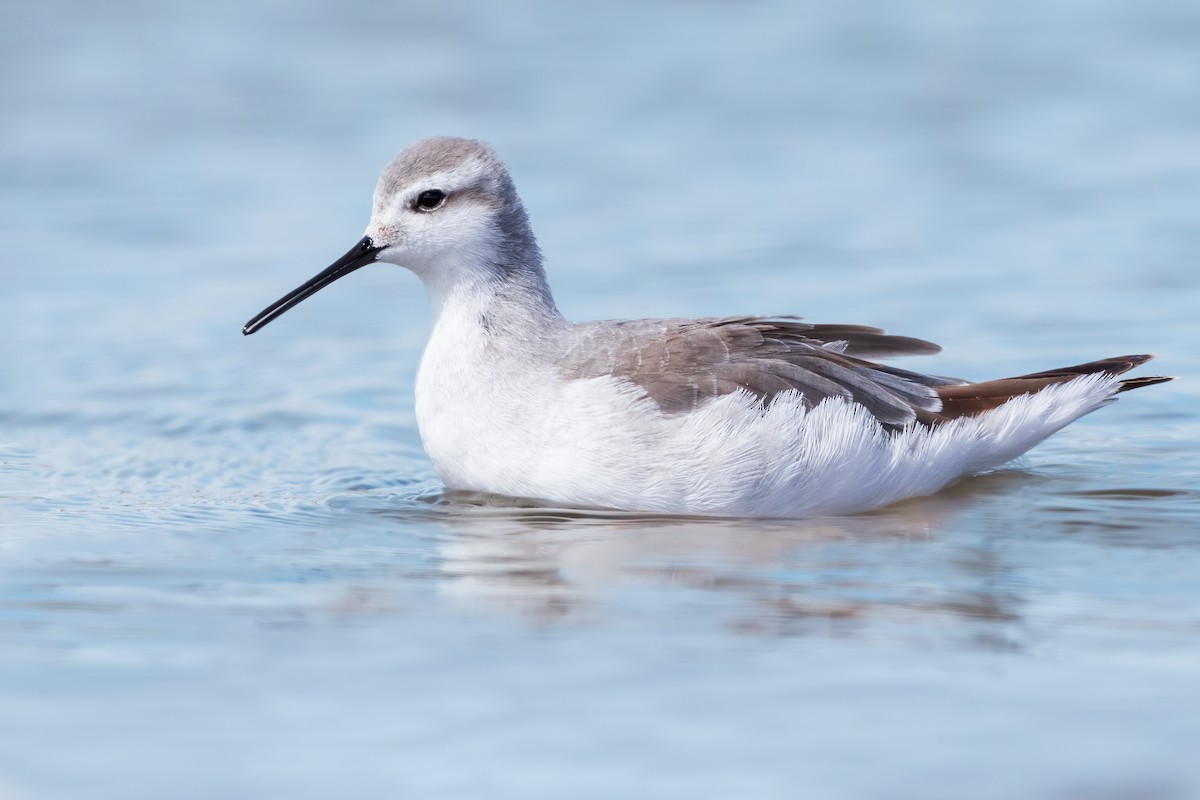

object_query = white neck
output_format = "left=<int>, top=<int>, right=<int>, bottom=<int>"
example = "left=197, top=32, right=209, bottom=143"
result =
left=406, top=210, right=564, bottom=336
left=413, top=253, right=568, bottom=492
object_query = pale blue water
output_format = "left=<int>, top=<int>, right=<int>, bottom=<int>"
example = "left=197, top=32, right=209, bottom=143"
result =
left=3, top=2, right=1200, bottom=798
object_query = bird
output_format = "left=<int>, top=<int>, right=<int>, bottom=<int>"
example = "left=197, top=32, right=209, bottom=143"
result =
left=243, top=136, right=1172, bottom=517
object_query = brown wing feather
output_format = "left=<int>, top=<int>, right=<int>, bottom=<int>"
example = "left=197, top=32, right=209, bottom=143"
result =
left=561, top=317, right=1173, bottom=429
left=561, top=316, right=959, bottom=426
left=719, top=316, right=942, bottom=359
left=921, top=354, right=1172, bottom=423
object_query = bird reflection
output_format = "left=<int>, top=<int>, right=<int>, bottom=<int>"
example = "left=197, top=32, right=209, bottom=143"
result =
left=392, top=471, right=1037, bottom=646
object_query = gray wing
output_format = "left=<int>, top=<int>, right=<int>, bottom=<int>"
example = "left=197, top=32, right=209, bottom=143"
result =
left=560, top=316, right=965, bottom=426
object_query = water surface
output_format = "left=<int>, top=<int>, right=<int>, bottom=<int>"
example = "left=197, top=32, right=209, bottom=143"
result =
left=3, top=1, right=1199, bottom=798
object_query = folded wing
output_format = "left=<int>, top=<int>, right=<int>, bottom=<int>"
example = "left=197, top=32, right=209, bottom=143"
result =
left=561, top=316, right=962, bottom=426
left=561, top=317, right=1171, bottom=428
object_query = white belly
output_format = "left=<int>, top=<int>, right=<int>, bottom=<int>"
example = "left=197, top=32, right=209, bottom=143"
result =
left=414, top=310, right=1124, bottom=516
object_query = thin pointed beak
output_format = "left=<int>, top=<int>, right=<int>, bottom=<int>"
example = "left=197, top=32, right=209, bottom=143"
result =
left=242, top=236, right=384, bottom=335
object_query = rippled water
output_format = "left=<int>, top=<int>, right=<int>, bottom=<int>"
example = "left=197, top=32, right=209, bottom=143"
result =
left=4, top=1, right=1200, bottom=798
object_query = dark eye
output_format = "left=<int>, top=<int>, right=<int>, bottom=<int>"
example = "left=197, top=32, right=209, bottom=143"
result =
left=415, top=189, right=446, bottom=211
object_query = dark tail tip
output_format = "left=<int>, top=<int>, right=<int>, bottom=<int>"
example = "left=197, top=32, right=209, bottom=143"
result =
left=1117, top=375, right=1174, bottom=393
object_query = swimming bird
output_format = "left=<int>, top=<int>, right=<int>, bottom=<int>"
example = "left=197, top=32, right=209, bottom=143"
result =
left=243, top=136, right=1171, bottom=517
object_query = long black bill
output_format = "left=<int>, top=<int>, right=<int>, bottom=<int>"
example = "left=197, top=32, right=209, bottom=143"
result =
left=242, top=236, right=384, bottom=335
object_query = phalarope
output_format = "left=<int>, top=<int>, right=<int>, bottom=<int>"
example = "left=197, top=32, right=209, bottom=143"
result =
left=244, top=137, right=1171, bottom=517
